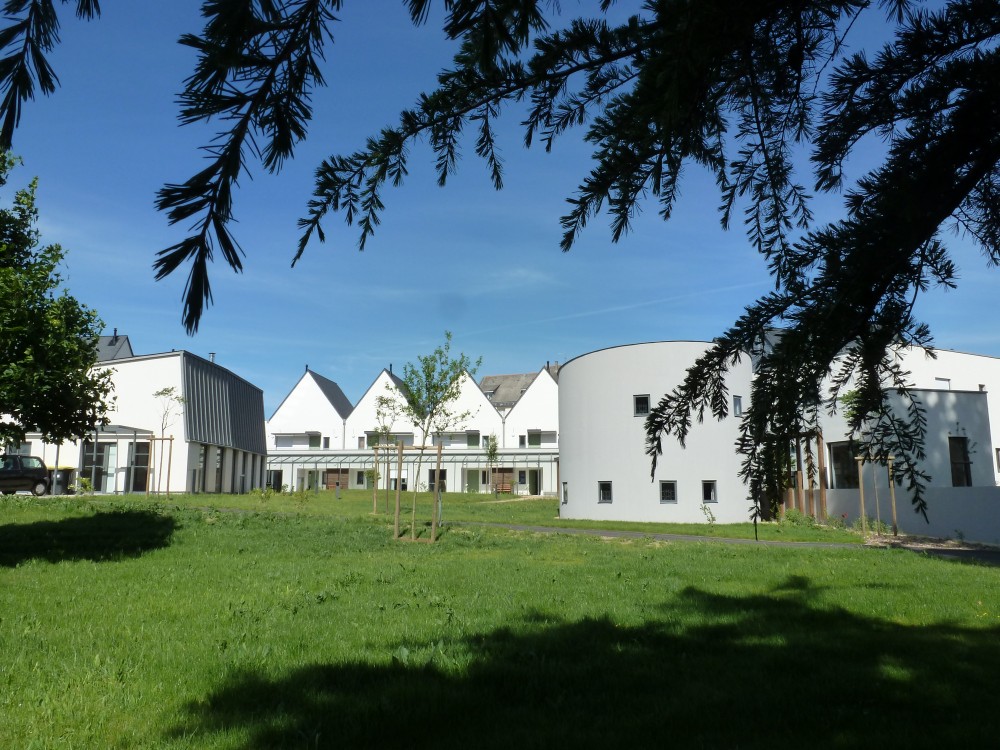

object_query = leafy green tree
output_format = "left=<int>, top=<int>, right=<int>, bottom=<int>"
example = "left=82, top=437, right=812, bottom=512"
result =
left=397, top=331, right=480, bottom=528
left=0, top=154, right=112, bottom=449
left=4, top=1, right=998, bottom=517
left=485, top=432, right=499, bottom=495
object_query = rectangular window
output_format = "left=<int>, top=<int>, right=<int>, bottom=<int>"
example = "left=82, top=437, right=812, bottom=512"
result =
left=481, top=470, right=487, bottom=483
left=356, top=470, right=365, bottom=486
left=528, top=431, right=541, bottom=447
left=702, top=481, right=717, bottom=503
left=996, top=447, right=1000, bottom=473
left=634, top=394, right=650, bottom=416
left=733, top=395, right=743, bottom=417
left=467, top=431, right=480, bottom=448
left=323, top=436, right=330, bottom=450
left=660, top=481, right=677, bottom=504
left=949, top=437, right=972, bottom=487
left=518, top=469, right=526, bottom=485
left=519, top=435, right=526, bottom=448
left=828, top=443, right=859, bottom=489
left=428, top=469, right=447, bottom=493
left=598, top=481, right=613, bottom=504
left=308, top=434, right=321, bottom=449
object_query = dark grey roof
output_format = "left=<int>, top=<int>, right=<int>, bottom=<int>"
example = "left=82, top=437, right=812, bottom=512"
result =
left=96, top=334, right=134, bottom=361
left=479, top=372, right=539, bottom=408
left=308, top=370, right=354, bottom=418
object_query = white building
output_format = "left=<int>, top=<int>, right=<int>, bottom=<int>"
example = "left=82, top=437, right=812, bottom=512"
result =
left=558, top=340, right=1000, bottom=543
left=559, top=342, right=751, bottom=523
left=26, top=336, right=267, bottom=495
left=266, top=364, right=561, bottom=496
left=266, top=367, right=354, bottom=452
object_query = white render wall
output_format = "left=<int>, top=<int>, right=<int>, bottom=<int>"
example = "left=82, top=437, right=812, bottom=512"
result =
left=828, top=486, right=1000, bottom=546
left=819, top=387, right=996, bottom=489
left=267, top=373, right=348, bottom=451
left=896, top=347, right=1000, bottom=484
left=345, top=370, right=419, bottom=450
left=503, top=368, right=559, bottom=449
left=559, top=342, right=753, bottom=523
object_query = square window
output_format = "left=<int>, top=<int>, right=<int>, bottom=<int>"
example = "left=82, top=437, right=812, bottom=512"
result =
left=308, top=434, right=321, bottom=449
left=598, top=481, right=613, bottom=503
left=634, top=394, right=650, bottom=417
left=467, top=431, right=480, bottom=447
left=702, top=481, right=717, bottom=503
left=659, top=481, right=677, bottom=504
left=528, top=431, right=541, bottom=447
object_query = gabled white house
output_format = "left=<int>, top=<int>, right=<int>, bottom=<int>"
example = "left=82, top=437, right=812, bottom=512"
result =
left=502, top=365, right=559, bottom=451
left=345, top=368, right=418, bottom=450
left=265, top=364, right=561, bottom=496
left=26, top=340, right=267, bottom=495
left=266, top=367, right=353, bottom=452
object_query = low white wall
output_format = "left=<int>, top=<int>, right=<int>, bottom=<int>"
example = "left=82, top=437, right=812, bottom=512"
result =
left=827, top=486, right=1000, bottom=546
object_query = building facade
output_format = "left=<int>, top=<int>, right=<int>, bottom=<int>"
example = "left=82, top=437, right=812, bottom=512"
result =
left=26, top=345, right=267, bottom=495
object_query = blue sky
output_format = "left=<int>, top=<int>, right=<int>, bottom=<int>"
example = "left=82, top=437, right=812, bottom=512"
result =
left=6, top=2, right=996, bottom=415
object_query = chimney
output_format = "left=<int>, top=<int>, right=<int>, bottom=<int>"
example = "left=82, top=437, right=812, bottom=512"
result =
left=389, top=363, right=393, bottom=374
left=209, top=352, right=216, bottom=363
left=111, top=327, right=118, bottom=344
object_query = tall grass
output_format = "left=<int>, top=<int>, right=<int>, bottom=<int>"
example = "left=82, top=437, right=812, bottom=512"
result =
left=1, top=496, right=997, bottom=748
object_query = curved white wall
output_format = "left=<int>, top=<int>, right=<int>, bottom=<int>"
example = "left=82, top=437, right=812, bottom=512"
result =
left=559, top=342, right=753, bottom=523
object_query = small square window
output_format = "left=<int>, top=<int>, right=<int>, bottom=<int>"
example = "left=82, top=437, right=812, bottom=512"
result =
left=659, top=481, right=677, bottom=504
left=634, top=394, right=650, bottom=417
left=733, top=395, right=743, bottom=417
left=467, top=431, right=480, bottom=447
left=528, top=431, right=541, bottom=447
left=598, top=481, right=613, bottom=503
left=308, top=434, right=321, bottom=449
left=702, top=481, right=717, bottom=503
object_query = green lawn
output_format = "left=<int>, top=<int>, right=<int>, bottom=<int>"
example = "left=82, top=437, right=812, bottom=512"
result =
left=97, top=486, right=864, bottom=543
left=2, top=495, right=997, bottom=748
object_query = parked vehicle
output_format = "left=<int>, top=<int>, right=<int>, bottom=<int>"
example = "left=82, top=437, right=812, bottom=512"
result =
left=0, top=455, right=49, bottom=496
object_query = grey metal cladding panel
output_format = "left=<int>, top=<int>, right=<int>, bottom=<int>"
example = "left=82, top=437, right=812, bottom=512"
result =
left=183, top=356, right=267, bottom=453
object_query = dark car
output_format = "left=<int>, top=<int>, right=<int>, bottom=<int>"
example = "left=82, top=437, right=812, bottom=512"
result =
left=0, top=455, right=49, bottom=496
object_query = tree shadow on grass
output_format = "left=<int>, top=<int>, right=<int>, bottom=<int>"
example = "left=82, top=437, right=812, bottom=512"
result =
left=168, top=575, right=1000, bottom=749
left=0, top=510, right=175, bottom=566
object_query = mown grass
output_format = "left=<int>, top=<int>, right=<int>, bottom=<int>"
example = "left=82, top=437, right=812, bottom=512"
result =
left=2, top=495, right=997, bottom=749
left=88, top=486, right=863, bottom=544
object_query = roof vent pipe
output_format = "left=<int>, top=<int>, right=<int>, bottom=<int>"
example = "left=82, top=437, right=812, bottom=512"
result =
left=209, top=352, right=216, bottom=363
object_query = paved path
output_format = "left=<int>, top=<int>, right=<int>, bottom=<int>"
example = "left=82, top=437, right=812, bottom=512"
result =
left=453, top=522, right=1000, bottom=565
